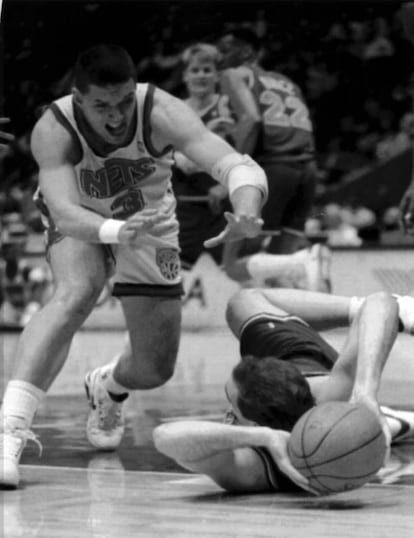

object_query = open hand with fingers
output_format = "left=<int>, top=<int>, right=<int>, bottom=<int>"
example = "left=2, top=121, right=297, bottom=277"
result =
left=262, top=428, right=318, bottom=495
left=118, top=208, right=171, bottom=246
left=204, top=211, right=264, bottom=248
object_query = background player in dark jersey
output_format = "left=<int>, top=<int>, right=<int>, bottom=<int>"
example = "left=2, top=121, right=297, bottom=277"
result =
left=172, top=43, right=235, bottom=268
left=216, top=28, right=330, bottom=291
left=154, top=288, right=414, bottom=493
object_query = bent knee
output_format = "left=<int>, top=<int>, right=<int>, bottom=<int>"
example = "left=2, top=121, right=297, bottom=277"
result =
left=225, top=288, right=262, bottom=323
left=127, top=355, right=176, bottom=389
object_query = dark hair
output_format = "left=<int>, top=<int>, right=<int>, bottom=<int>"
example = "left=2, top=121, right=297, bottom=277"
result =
left=74, top=44, right=137, bottom=93
left=232, top=355, right=315, bottom=431
left=225, top=28, right=261, bottom=52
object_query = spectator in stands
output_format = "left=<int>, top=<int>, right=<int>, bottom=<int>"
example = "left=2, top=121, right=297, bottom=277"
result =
left=0, top=210, right=50, bottom=326
left=172, top=43, right=235, bottom=269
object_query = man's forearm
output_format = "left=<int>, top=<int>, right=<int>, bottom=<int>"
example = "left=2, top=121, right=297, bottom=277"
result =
left=230, top=184, right=264, bottom=217
left=351, top=294, right=399, bottom=402
left=153, top=421, right=271, bottom=463
left=48, top=203, right=110, bottom=242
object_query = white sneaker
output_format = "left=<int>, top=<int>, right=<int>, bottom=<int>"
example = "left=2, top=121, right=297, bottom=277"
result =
left=0, top=426, right=41, bottom=488
left=394, top=295, right=414, bottom=334
left=381, top=405, right=414, bottom=444
left=292, top=244, right=332, bottom=293
left=85, top=368, right=126, bottom=450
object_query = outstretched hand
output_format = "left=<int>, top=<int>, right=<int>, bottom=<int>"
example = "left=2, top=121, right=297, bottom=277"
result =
left=118, top=208, right=172, bottom=246
left=204, top=211, right=264, bottom=248
left=263, top=429, right=318, bottom=495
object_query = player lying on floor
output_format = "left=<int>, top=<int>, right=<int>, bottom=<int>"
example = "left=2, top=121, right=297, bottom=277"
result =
left=153, top=288, right=414, bottom=494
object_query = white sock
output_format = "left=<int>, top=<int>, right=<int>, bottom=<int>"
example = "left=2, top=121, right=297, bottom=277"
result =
left=348, top=296, right=365, bottom=324
left=393, top=295, right=414, bottom=333
left=246, top=253, right=294, bottom=280
left=1, top=380, right=45, bottom=430
left=100, top=363, right=129, bottom=396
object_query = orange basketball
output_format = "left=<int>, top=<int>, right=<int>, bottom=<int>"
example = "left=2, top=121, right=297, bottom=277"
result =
left=288, top=401, right=387, bottom=495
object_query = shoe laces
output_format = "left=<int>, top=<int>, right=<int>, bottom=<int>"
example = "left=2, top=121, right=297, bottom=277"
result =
left=2, top=427, right=43, bottom=458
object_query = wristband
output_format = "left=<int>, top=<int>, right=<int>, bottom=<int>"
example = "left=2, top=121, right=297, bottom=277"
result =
left=98, top=219, right=125, bottom=243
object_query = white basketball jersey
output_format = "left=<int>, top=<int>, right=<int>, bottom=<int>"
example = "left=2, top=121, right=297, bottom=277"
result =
left=51, top=84, right=177, bottom=224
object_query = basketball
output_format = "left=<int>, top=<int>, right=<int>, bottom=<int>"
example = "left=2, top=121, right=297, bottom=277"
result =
left=288, top=401, right=387, bottom=495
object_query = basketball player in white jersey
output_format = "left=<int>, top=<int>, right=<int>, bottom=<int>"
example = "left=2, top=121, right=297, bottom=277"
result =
left=0, top=44, right=268, bottom=488
left=154, top=289, right=414, bottom=494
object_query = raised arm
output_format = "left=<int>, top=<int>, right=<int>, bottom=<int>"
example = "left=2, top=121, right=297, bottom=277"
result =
left=220, top=67, right=261, bottom=155
left=317, top=292, right=399, bottom=407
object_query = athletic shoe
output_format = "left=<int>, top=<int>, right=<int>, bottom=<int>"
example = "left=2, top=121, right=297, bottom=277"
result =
left=0, top=424, right=42, bottom=488
left=394, top=295, right=414, bottom=334
left=84, top=368, right=126, bottom=450
left=292, top=243, right=332, bottom=293
left=381, top=405, right=414, bottom=444
left=376, top=445, right=414, bottom=485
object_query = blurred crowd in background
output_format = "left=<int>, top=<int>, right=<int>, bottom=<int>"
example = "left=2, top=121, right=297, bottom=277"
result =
left=1, top=1, right=414, bottom=323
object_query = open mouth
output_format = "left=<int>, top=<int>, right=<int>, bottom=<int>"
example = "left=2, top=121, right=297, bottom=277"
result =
left=106, top=123, right=126, bottom=138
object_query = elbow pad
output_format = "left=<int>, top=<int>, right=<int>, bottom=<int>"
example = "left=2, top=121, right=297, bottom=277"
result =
left=211, top=153, right=268, bottom=204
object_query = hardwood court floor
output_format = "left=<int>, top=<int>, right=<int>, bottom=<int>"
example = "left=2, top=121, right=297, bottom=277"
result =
left=2, top=327, right=414, bottom=537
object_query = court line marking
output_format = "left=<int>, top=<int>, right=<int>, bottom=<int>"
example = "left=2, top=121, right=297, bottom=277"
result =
left=20, top=463, right=191, bottom=477
left=19, top=464, right=414, bottom=488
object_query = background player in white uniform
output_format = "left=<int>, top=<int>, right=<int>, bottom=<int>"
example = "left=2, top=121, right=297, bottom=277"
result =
left=154, top=288, right=414, bottom=494
left=0, top=44, right=268, bottom=488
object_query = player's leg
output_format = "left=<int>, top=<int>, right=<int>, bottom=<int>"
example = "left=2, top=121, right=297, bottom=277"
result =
left=223, top=162, right=331, bottom=289
left=263, top=161, right=311, bottom=255
left=1, top=237, right=108, bottom=487
left=226, top=287, right=356, bottom=338
left=84, top=235, right=182, bottom=450
left=84, top=294, right=182, bottom=449
left=276, top=161, right=331, bottom=292
left=381, top=406, right=414, bottom=444
left=118, top=294, right=182, bottom=387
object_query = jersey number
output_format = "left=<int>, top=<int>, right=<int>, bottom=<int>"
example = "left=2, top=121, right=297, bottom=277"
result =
left=111, top=189, right=145, bottom=219
left=260, top=91, right=312, bottom=132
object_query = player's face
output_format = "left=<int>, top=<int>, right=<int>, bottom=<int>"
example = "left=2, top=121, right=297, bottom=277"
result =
left=216, top=35, right=245, bottom=69
left=183, top=59, right=218, bottom=97
left=224, top=375, right=255, bottom=426
left=75, top=79, right=136, bottom=145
